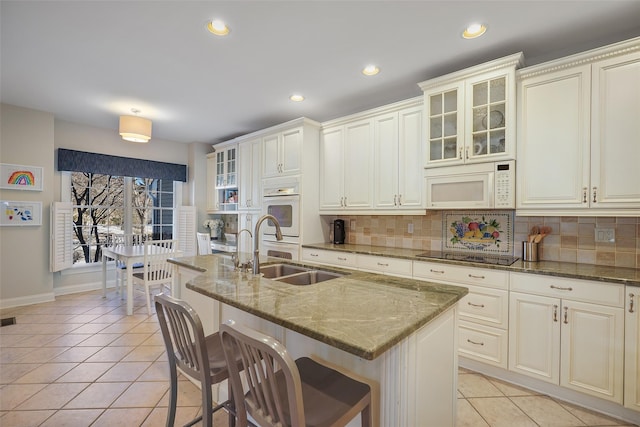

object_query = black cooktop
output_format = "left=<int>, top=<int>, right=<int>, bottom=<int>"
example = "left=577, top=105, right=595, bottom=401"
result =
left=416, top=251, right=519, bottom=266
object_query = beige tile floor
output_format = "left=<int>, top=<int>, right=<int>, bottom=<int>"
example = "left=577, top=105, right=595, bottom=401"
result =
left=0, top=289, right=636, bottom=427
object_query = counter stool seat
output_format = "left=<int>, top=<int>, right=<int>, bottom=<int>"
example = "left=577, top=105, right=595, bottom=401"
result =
left=220, top=320, right=372, bottom=427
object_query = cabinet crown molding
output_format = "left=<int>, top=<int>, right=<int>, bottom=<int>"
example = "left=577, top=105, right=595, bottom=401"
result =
left=517, top=36, right=640, bottom=79
left=418, top=52, right=524, bottom=91
left=320, top=96, right=423, bottom=128
left=212, top=116, right=321, bottom=147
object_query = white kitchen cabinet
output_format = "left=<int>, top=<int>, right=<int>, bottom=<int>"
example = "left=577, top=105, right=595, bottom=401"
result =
left=419, top=53, right=523, bottom=168
left=206, top=144, right=238, bottom=213
left=625, top=288, right=640, bottom=411
left=319, top=118, right=374, bottom=211
left=238, top=137, right=261, bottom=211
left=356, top=254, right=412, bottom=278
left=413, top=260, right=509, bottom=368
left=301, top=247, right=357, bottom=269
left=517, top=39, right=640, bottom=216
left=509, top=273, right=625, bottom=404
left=262, top=127, right=302, bottom=178
left=373, top=103, right=424, bottom=210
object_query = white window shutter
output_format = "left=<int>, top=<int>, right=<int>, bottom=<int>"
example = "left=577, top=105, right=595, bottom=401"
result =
left=176, top=206, right=197, bottom=257
left=50, top=201, right=73, bottom=272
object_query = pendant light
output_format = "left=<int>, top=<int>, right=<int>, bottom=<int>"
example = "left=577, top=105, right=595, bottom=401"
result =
left=119, top=108, right=152, bottom=143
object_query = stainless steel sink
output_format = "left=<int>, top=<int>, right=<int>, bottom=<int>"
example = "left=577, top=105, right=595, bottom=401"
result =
left=260, top=264, right=310, bottom=279
left=259, top=263, right=347, bottom=285
left=276, top=270, right=344, bottom=285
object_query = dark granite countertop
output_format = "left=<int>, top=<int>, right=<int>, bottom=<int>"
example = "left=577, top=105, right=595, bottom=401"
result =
left=169, top=254, right=468, bottom=360
left=302, top=243, right=640, bottom=287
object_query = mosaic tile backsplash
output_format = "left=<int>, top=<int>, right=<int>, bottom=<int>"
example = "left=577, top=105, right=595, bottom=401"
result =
left=329, top=213, right=640, bottom=269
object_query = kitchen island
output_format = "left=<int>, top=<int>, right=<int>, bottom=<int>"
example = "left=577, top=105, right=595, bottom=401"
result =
left=169, top=254, right=468, bottom=427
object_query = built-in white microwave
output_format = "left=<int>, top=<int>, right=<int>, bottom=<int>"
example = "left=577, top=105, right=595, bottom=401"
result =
left=425, top=161, right=515, bottom=209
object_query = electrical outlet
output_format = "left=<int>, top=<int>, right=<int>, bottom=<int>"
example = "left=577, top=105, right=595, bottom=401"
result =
left=595, top=228, right=615, bottom=243
left=408, top=223, right=414, bottom=234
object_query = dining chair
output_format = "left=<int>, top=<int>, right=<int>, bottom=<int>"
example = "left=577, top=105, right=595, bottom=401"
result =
left=132, top=239, right=176, bottom=315
left=220, top=320, right=372, bottom=427
left=106, top=234, right=145, bottom=297
left=197, top=232, right=212, bottom=255
left=155, top=294, right=240, bottom=427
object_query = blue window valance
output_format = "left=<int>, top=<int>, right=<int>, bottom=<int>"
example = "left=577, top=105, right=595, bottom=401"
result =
left=57, top=148, right=187, bottom=182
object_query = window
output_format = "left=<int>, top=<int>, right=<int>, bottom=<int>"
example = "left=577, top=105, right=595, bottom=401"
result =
left=70, top=172, right=174, bottom=265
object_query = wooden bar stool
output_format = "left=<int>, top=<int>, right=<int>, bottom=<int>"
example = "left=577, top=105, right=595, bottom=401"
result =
left=220, top=320, right=372, bottom=427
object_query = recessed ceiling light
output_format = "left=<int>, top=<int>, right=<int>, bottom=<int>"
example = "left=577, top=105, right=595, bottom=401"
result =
left=290, top=94, right=305, bottom=102
left=207, top=19, right=230, bottom=36
left=462, top=23, right=487, bottom=39
left=362, top=65, right=380, bottom=76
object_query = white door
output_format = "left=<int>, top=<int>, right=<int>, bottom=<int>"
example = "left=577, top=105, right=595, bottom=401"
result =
left=590, top=51, right=640, bottom=209
left=206, top=155, right=220, bottom=212
left=424, top=81, right=465, bottom=167
left=262, top=133, right=280, bottom=178
left=319, top=126, right=345, bottom=210
left=398, top=105, right=424, bottom=208
left=281, top=127, right=302, bottom=176
left=238, top=138, right=261, bottom=210
left=517, top=65, right=591, bottom=209
left=343, top=118, right=374, bottom=209
left=625, top=288, right=640, bottom=410
left=373, top=112, right=399, bottom=209
left=560, top=300, right=624, bottom=403
left=508, top=292, right=560, bottom=384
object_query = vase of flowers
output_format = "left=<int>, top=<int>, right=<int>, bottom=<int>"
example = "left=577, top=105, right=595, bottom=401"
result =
left=203, top=219, right=224, bottom=240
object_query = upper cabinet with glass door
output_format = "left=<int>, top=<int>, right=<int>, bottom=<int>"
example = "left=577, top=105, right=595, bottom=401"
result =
left=419, top=52, right=524, bottom=167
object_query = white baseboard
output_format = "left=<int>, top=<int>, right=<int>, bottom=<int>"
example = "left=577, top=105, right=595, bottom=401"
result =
left=0, top=292, right=56, bottom=310
left=54, top=281, right=115, bottom=297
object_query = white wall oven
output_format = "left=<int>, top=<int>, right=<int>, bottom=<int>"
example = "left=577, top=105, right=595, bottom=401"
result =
left=262, top=177, right=301, bottom=239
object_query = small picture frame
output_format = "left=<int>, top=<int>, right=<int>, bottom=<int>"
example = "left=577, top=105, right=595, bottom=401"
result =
left=0, top=163, right=44, bottom=191
left=0, top=200, right=42, bottom=226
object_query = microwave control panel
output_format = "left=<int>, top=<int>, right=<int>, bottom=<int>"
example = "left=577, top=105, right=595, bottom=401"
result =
left=494, top=162, right=515, bottom=208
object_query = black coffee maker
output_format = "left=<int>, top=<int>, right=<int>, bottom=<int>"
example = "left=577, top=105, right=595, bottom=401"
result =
left=333, top=219, right=345, bottom=244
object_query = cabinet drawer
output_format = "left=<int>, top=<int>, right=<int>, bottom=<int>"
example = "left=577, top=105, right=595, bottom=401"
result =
left=459, top=287, right=509, bottom=329
left=301, top=248, right=357, bottom=268
left=357, top=254, right=412, bottom=277
left=459, top=320, right=508, bottom=369
left=511, top=272, right=624, bottom=308
left=413, top=261, right=509, bottom=289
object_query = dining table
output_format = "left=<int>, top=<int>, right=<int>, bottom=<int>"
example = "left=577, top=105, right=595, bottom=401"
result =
left=101, top=243, right=182, bottom=315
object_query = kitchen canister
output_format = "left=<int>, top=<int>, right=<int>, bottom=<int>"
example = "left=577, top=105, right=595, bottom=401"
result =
left=522, top=241, right=538, bottom=262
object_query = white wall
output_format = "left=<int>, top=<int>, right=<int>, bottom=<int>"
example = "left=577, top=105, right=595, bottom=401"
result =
left=0, top=104, right=56, bottom=307
left=0, top=103, right=209, bottom=306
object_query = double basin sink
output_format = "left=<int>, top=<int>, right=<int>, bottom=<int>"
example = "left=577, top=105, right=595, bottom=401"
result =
left=259, top=263, right=347, bottom=285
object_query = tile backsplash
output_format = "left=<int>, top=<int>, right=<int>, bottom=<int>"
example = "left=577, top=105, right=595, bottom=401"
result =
left=330, top=213, right=640, bottom=269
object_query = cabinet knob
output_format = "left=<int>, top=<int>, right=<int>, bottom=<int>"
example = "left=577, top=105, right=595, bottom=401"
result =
left=467, top=301, right=485, bottom=308
left=630, top=293, right=636, bottom=314
left=553, top=304, right=558, bottom=322
left=563, top=306, right=569, bottom=324
left=393, top=195, right=397, bottom=206
left=459, top=148, right=463, bottom=160
left=465, top=147, right=469, bottom=160
left=398, top=194, right=402, bottom=206
left=468, top=274, right=485, bottom=280
left=582, top=187, right=588, bottom=203
left=466, top=339, right=484, bottom=346
left=592, top=187, right=597, bottom=203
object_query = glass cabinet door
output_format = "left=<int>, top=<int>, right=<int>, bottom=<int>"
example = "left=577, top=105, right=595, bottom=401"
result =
left=429, top=89, right=460, bottom=163
left=215, top=151, right=225, bottom=187
left=225, top=147, right=236, bottom=187
left=470, top=77, right=506, bottom=158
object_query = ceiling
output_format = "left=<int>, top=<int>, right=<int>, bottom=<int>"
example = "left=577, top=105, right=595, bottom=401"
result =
left=2, top=1, right=640, bottom=145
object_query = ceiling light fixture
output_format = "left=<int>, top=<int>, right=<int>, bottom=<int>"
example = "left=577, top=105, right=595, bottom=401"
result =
left=462, top=23, right=487, bottom=39
left=207, top=19, right=230, bottom=36
left=362, top=65, right=380, bottom=76
left=289, top=94, right=305, bottom=102
left=119, top=109, right=152, bottom=143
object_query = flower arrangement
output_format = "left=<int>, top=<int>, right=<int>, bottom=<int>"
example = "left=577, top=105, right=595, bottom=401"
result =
left=203, top=219, right=224, bottom=232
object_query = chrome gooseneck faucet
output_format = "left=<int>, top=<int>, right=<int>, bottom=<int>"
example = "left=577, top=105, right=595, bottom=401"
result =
left=253, top=214, right=283, bottom=275
left=233, top=228, right=253, bottom=271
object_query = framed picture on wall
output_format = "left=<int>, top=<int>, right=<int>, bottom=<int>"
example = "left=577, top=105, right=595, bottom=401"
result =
left=0, top=163, right=44, bottom=191
left=0, top=200, right=42, bottom=226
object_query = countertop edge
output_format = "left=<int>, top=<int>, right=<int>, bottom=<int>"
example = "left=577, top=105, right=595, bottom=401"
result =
left=301, top=243, right=640, bottom=287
